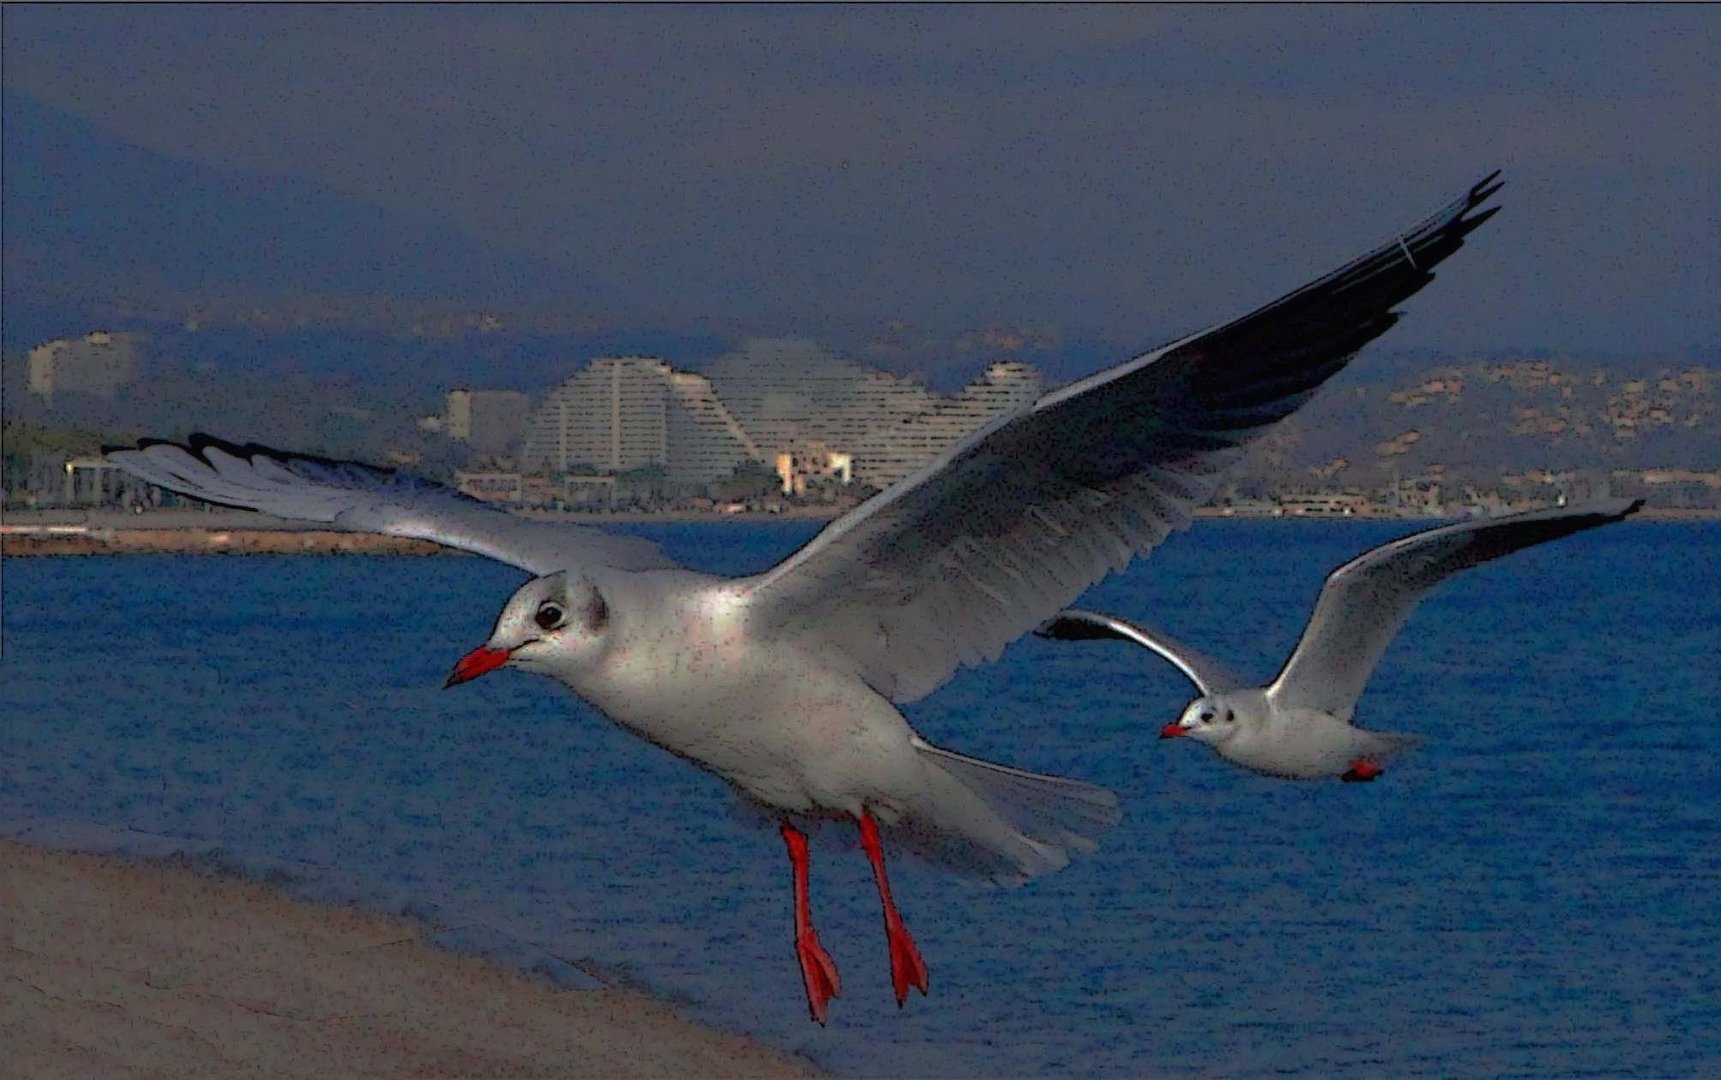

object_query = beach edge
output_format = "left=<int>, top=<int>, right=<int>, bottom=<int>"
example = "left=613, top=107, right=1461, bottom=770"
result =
left=0, top=838, right=817, bottom=1078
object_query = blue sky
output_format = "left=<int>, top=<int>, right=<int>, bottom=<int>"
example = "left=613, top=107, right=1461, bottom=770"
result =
left=3, top=5, right=1715, bottom=358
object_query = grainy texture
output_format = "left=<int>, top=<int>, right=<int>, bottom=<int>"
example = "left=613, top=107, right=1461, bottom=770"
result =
left=0, top=530, right=453, bottom=556
left=0, top=841, right=815, bottom=1079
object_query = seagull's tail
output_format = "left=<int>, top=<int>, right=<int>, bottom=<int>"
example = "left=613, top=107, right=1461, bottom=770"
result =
left=891, top=738, right=1121, bottom=886
left=1359, top=729, right=1422, bottom=761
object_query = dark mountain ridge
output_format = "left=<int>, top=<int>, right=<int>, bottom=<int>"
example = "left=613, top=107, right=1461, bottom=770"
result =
left=2, top=95, right=616, bottom=334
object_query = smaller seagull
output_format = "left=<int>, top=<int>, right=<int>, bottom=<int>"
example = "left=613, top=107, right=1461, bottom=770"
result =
left=1036, top=499, right=1642, bottom=782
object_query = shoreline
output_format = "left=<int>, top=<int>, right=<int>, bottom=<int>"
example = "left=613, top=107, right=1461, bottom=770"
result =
left=2, top=505, right=1713, bottom=557
left=0, top=837, right=815, bottom=1078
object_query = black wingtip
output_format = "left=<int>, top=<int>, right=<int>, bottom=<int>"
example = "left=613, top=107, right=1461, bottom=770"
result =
left=1033, top=614, right=1128, bottom=643
left=101, top=434, right=392, bottom=485
left=103, top=435, right=239, bottom=461
left=186, top=433, right=268, bottom=464
left=1461, top=204, right=1503, bottom=234
left=1470, top=169, right=1504, bottom=200
left=103, top=436, right=178, bottom=458
left=1622, top=498, right=1646, bottom=519
left=1034, top=615, right=1082, bottom=640
left=180, top=432, right=392, bottom=475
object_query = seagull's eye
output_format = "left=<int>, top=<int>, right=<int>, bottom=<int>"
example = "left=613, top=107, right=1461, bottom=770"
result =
left=1199, top=710, right=1215, bottom=723
left=535, top=603, right=564, bottom=630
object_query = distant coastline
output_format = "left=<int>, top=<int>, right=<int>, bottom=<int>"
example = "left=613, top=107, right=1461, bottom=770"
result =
left=2, top=504, right=1711, bottom=557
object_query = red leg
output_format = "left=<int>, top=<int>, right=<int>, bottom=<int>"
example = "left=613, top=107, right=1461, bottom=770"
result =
left=781, top=821, right=841, bottom=1024
left=1341, top=758, right=1384, bottom=782
left=857, top=809, right=930, bottom=1007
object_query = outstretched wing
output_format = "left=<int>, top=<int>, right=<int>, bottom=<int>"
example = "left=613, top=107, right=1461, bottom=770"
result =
left=739, top=173, right=1505, bottom=703
left=1035, top=610, right=1243, bottom=696
left=106, top=435, right=678, bottom=576
left=1268, top=498, right=1642, bottom=718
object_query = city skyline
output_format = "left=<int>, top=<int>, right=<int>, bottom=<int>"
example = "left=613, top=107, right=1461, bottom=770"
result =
left=511, top=342, right=1046, bottom=489
left=8, top=327, right=1716, bottom=516
left=11, top=321, right=1714, bottom=483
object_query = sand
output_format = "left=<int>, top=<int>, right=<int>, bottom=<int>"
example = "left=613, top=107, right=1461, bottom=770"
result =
left=0, top=841, right=815, bottom=1078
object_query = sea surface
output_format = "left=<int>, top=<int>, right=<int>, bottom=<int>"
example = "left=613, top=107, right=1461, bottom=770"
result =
left=3, top=519, right=1717, bottom=1076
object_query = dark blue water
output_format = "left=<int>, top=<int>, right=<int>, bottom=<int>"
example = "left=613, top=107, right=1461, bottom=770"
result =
left=3, top=520, right=1718, bottom=1076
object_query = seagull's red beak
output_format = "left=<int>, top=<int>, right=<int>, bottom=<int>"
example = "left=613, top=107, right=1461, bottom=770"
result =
left=1159, top=722, right=1188, bottom=740
left=445, top=646, right=512, bottom=687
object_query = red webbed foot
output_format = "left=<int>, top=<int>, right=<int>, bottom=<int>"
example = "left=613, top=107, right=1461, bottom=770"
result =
left=858, top=808, right=930, bottom=1008
left=884, top=912, right=929, bottom=1006
left=1341, top=758, right=1384, bottom=782
left=781, top=821, right=842, bottom=1024
left=794, top=927, right=842, bottom=1024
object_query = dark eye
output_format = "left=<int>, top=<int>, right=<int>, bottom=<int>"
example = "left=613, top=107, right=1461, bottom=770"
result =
left=1199, top=710, right=1215, bottom=723
left=535, top=603, right=564, bottom=630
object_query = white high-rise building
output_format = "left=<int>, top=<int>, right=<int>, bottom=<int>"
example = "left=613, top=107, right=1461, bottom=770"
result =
left=521, top=357, right=761, bottom=484
left=951, top=360, right=1043, bottom=418
left=522, top=347, right=1043, bottom=491
left=521, top=357, right=670, bottom=474
left=820, top=360, right=1045, bottom=487
left=666, top=372, right=761, bottom=485
left=815, top=372, right=938, bottom=487
left=698, top=340, right=1044, bottom=488
left=699, top=339, right=874, bottom=456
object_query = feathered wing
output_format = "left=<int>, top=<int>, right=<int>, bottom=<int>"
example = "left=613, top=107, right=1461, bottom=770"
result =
left=1268, top=498, right=1642, bottom=718
left=740, top=173, right=1505, bottom=704
left=1034, top=610, right=1242, bottom=696
left=105, top=435, right=678, bottom=576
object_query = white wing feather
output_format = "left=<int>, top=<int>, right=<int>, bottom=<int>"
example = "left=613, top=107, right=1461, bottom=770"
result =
left=1267, top=498, right=1641, bottom=718
left=1034, top=610, right=1243, bottom=696
left=740, top=174, right=1504, bottom=703
left=107, top=437, right=678, bottom=576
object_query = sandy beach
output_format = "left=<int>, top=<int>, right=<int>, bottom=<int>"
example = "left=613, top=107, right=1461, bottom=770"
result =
left=0, top=840, right=814, bottom=1078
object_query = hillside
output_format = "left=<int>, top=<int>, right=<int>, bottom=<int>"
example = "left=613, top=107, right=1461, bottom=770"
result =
left=1238, top=354, right=1719, bottom=498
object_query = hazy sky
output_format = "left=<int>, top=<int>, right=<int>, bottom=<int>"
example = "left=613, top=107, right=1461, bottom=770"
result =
left=4, top=5, right=1716, bottom=356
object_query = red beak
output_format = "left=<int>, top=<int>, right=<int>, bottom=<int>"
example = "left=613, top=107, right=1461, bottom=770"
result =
left=1159, top=722, right=1188, bottom=740
left=445, top=646, right=512, bottom=687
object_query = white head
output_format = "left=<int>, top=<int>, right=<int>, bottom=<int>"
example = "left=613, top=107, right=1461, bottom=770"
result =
left=1160, top=694, right=1241, bottom=748
left=445, top=572, right=611, bottom=686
